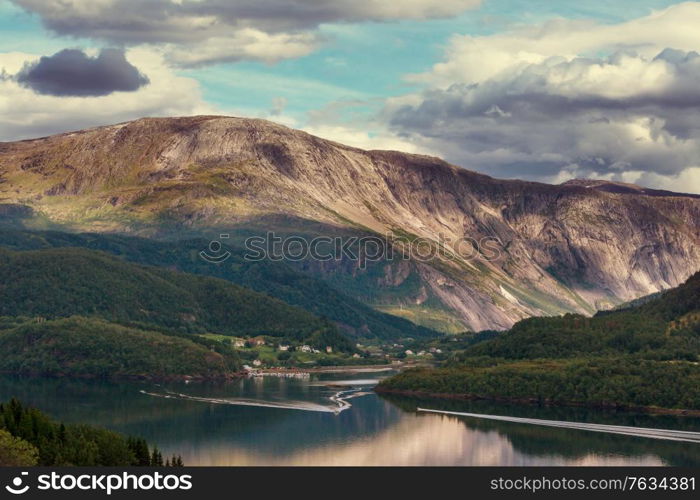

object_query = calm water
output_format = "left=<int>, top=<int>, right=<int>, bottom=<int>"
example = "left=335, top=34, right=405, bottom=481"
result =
left=1, top=372, right=699, bottom=466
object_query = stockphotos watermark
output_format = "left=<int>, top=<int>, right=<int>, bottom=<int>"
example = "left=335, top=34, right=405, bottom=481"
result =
left=200, top=232, right=504, bottom=268
left=3, top=470, right=192, bottom=496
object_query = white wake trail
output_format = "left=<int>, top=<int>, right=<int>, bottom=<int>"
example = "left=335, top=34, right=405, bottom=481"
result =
left=140, top=385, right=370, bottom=414
left=417, top=408, right=700, bottom=443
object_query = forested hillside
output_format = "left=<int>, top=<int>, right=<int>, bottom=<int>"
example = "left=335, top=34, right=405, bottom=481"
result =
left=0, top=317, right=241, bottom=378
left=0, top=398, right=180, bottom=466
left=0, top=229, right=437, bottom=340
left=378, top=272, right=700, bottom=412
left=0, top=245, right=360, bottom=378
left=0, top=246, right=340, bottom=342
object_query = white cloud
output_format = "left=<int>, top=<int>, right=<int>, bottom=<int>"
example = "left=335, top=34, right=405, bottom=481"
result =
left=11, top=0, right=481, bottom=66
left=341, top=0, right=481, bottom=20
left=302, top=123, right=425, bottom=153
left=634, top=166, right=700, bottom=194
left=413, top=2, right=700, bottom=87
left=0, top=48, right=216, bottom=141
left=384, top=2, right=700, bottom=194
left=165, top=29, right=319, bottom=67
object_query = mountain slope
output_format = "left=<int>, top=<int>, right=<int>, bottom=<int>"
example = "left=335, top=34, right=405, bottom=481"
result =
left=377, top=272, right=700, bottom=411
left=0, top=317, right=239, bottom=379
left=461, top=271, right=700, bottom=361
left=0, top=229, right=437, bottom=340
left=0, top=246, right=347, bottom=348
left=1, top=115, right=699, bottom=331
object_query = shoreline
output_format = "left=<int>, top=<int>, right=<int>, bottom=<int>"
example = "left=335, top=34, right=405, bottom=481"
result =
left=373, top=386, right=700, bottom=417
left=257, top=364, right=397, bottom=374
left=0, top=370, right=247, bottom=382
left=0, top=363, right=398, bottom=382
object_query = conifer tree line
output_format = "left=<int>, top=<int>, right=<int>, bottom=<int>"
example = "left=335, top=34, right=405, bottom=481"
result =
left=0, top=399, right=184, bottom=466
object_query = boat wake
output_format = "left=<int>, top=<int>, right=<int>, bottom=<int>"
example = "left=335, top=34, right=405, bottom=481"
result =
left=418, top=408, right=700, bottom=443
left=140, top=385, right=370, bottom=414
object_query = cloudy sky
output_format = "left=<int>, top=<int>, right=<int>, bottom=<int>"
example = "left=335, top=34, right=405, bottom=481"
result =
left=1, top=0, right=700, bottom=193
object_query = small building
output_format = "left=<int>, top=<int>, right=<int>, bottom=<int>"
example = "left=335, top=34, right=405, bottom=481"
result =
left=252, top=359, right=263, bottom=367
left=233, top=340, right=246, bottom=348
left=278, top=344, right=290, bottom=351
left=405, top=349, right=414, bottom=355
left=299, top=345, right=313, bottom=353
left=325, top=346, right=333, bottom=354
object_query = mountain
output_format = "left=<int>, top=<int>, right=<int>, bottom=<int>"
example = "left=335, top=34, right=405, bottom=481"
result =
left=0, top=246, right=349, bottom=349
left=1, top=115, right=699, bottom=331
left=0, top=229, right=437, bottom=340
left=0, top=317, right=240, bottom=379
left=460, top=270, right=700, bottom=361
left=377, top=272, right=700, bottom=412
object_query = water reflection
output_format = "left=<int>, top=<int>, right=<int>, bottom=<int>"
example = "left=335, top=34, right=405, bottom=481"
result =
left=0, top=375, right=697, bottom=466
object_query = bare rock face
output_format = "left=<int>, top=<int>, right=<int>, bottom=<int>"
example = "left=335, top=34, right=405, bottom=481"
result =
left=1, top=115, right=699, bottom=331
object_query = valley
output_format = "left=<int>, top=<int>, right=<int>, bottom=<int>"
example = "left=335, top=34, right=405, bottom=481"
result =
left=0, top=116, right=698, bottom=468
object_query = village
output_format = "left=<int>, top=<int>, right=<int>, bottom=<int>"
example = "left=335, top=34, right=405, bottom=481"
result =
left=195, top=331, right=465, bottom=376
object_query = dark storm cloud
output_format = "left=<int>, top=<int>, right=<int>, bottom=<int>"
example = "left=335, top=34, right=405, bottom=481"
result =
left=386, top=49, right=700, bottom=182
left=16, top=48, right=149, bottom=97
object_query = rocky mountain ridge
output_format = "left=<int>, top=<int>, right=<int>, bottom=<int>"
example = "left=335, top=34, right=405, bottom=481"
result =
left=1, top=115, right=699, bottom=331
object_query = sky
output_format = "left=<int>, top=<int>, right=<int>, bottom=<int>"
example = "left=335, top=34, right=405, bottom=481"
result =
left=1, top=0, right=699, bottom=193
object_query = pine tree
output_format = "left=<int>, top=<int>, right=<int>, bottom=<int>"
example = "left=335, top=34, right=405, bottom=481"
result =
left=151, top=447, right=163, bottom=466
left=127, top=437, right=149, bottom=465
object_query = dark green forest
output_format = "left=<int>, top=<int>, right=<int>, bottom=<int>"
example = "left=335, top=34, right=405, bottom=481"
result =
left=0, top=229, right=437, bottom=340
left=0, top=244, right=362, bottom=377
left=0, top=399, right=181, bottom=466
left=378, top=272, right=700, bottom=411
left=0, top=246, right=330, bottom=339
left=0, top=245, right=355, bottom=347
left=0, top=316, right=241, bottom=378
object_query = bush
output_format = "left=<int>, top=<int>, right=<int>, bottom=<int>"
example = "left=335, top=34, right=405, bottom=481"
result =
left=0, top=429, right=38, bottom=466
